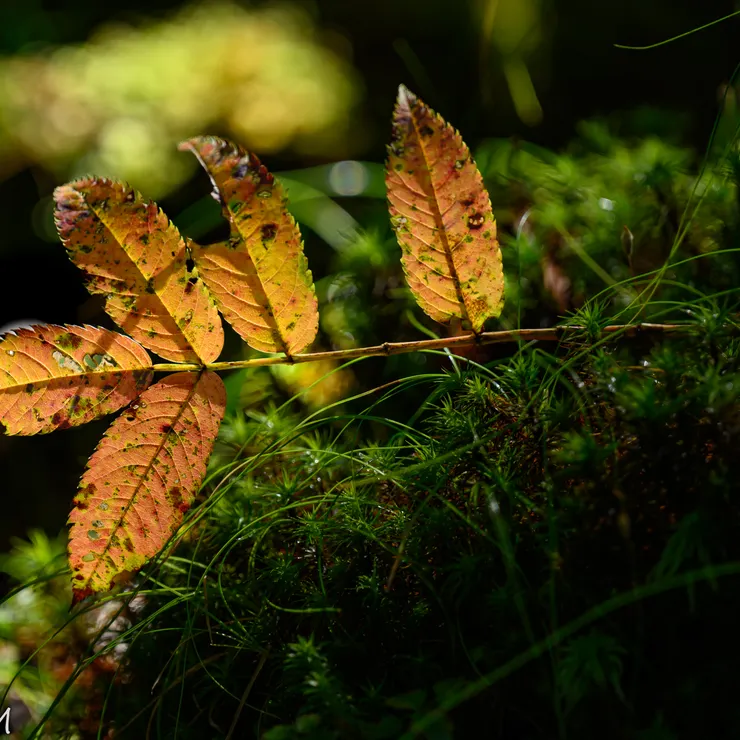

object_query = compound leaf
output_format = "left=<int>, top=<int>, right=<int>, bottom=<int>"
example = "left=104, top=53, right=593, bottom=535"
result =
left=54, top=178, right=224, bottom=364
left=0, top=324, right=153, bottom=435
left=68, top=370, right=226, bottom=602
left=179, top=136, right=318, bottom=355
left=386, top=85, right=504, bottom=332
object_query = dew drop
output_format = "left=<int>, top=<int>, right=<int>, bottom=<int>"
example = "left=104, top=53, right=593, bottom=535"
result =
left=6, top=350, right=14, bottom=356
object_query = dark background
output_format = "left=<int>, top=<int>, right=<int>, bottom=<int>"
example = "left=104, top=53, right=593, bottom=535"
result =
left=0, top=0, right=738, bottom=562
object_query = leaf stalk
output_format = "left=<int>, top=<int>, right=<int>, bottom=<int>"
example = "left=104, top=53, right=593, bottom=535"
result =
left=150, top=323, right=688, bottom=373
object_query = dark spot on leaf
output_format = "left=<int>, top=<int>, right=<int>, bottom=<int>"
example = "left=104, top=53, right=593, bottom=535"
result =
left=72, top=586, right=94, bottom=605
left=169, top=486, right=183, bottom=509
left=261, top=223, right=278, bottom=241
left=184, top=275, right=198, bottom=294
left=145, top=278, right=155, bottom=294
left=419, top=125, right=434, bottom=137
left=461, top=197, right=475, bottom=207
left=161, top=424, right=172, bottom=434
left=25, top=383, right=33, bottom=393
left=56, top=332, right=82, bottom=350
left=140, top=234, right=149, bottom=245
left=468, top=212, right=485, bottom=229
left=133, top=369, right=153, bottom=390
left=186, top=257, right=195, bottom=272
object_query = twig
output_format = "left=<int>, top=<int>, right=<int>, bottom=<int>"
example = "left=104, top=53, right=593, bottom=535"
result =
left=151, top=323, right=688, bottom=373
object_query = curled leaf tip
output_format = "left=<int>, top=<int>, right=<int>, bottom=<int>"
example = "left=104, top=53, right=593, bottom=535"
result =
left=182, top=137, right=274, bottom=198
left=181, top=135, right=319, bottom=355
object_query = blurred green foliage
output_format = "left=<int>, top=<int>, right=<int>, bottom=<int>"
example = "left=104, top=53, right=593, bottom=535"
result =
left=0, top=2, right=360, bottom=198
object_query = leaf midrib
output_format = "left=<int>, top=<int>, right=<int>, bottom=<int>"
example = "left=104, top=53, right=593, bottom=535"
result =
left=230, top=206, right=292, bottom=355
left=86, top=195, right=202, bottom=359
left=407, top=104, right=471, bottom=327
left=82, top=371, right=204, bottom=592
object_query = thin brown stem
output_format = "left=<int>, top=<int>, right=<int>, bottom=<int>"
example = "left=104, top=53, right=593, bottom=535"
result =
left=150, top=323, right=688, bottom=374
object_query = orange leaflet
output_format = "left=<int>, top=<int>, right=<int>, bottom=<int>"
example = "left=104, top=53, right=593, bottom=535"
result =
left=0, top=324, right=153, bottom=435
left=386, top=85, right=504, bottom=332
left=180, top=137, right=318, bottom=355
left=54, top=178, right=224, bottom=364
left=67, top=371, right=226, bottom=602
